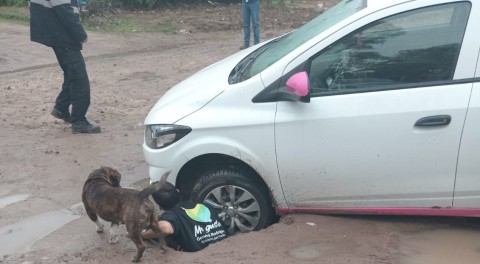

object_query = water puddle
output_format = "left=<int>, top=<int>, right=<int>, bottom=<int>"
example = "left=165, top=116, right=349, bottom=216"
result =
left=128, top=178, right=150, bottom=190
left=0, top=194, right=30, bottom=209
left=122, top=164, right=149, bottom=188
left=0, top=209, right=79, bottom=260
left=400, top=228, right=480, bottom=264
left=288, top=244, right=325, bottom=261
left=0, top=164, right=151, bottom=260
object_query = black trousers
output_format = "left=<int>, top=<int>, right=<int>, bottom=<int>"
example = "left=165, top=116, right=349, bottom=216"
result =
left=52, top=47, right=90, bottom=124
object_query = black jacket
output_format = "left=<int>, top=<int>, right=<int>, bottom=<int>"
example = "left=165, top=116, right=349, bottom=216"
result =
left=159, top=201, right=228, bottom=252
left=29, top=0, right=87, bottom=50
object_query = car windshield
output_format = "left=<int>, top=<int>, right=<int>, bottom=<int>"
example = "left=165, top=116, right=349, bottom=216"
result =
left=229, top=0, right=366, bottom=84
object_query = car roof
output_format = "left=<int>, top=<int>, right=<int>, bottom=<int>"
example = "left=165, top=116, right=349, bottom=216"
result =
left=367, top=0, right=412, bottom=8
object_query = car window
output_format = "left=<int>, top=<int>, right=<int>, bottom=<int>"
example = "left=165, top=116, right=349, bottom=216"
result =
left=308, top=2, right=471, bottom=97
left=239, top=0, right=364, bottom=83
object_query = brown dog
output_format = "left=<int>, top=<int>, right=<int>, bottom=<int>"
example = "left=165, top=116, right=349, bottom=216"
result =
left=82, top=166, right=169, bottom=262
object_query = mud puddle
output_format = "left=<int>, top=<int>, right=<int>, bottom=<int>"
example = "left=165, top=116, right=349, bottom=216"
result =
left=0, top=194, right=30, bottom=209
left=400, top=228, right=480, bottom=264
left=123, top=164, right=150, bottom=188
left=0, top=209, right=79, bottom=261
left=0, top=165, right=152, bottom=260
left=288, top=244, right=325, bottom=261
left=0, top=167, right=151, bottom=261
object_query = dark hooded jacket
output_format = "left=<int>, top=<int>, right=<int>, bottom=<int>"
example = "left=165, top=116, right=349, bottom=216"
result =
left=29, top=0, right=87, bottom=50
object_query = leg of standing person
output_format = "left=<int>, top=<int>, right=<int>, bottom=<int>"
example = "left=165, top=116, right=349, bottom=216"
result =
left=242, top=1, right=251, bottom=49
left=77, top=0, right=87, bottom=12
left=52, top=47, right=100, bottom=133
left=65, top=49, right=90, bottom=124
left=252, top=0, right=260, bottom=45
left=52, top=47, right=72, bottom=123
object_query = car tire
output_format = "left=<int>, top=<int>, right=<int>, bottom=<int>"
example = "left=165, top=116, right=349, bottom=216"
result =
left=191, top=169, right=274, bottom=234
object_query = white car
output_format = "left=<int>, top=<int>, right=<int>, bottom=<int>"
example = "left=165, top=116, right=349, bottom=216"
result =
left=144, top=0, right=480, bottom=234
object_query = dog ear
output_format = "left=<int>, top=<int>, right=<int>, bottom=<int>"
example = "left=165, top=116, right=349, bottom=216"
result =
left=109, top=169, right=122, bottom=187
left=101, top=166, right=122, bottom=187
left=159, top=170, right=170, bottom=184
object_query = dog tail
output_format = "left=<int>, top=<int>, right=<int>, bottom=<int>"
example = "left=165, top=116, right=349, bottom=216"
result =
left=138, top=170, right=170, bottom=200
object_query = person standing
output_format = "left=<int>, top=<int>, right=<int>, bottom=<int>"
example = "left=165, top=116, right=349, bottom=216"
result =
left=77, top=0, right=88, bottom=13
left=29, top=0, right=101, bottom=134
left=241, top=0, right=260, bottom=49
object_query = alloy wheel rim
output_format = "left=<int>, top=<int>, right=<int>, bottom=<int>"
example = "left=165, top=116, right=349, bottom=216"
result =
left=203, top=185, right=261, bottom=234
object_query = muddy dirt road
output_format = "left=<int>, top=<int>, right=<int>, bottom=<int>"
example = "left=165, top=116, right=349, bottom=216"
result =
left=1, top=2, right=480, bottom=263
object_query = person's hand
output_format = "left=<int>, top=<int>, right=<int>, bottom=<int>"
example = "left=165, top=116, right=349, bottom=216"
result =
left=82, top=37, right=88, bottom=44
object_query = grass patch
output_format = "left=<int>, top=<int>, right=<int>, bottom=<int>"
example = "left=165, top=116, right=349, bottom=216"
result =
left=0, top=6, right=176, bottom=33
left=0, top=6, right=29, bottom=25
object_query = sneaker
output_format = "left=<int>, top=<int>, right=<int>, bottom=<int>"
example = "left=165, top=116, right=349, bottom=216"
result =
left=72, top=120, right=101, bottom=134
left=51, top=108, right=71, bottom=123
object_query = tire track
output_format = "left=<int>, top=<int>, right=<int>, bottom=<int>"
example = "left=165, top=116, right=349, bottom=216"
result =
left=0, top=43, right=195, bottom=76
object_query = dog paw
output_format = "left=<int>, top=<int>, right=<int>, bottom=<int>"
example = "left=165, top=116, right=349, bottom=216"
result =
left=109, top=235, right=119, bottom=244
left=96, top=225, right=104, bottom=233
left=94, top=220, right=104, bottom=233
left=158, top=244, right=168, bottom=254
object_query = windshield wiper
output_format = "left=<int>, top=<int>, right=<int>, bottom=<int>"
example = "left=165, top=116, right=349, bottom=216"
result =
left=232, top=56, right=255, bottom=82
left=229, top=36, right=285, bottom=83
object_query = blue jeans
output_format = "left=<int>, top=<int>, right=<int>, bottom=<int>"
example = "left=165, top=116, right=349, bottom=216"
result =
left=242, top=0, right=260, bottom=48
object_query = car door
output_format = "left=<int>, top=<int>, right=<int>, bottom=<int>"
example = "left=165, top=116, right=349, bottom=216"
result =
left=454, top=82, right=480, bottom=208
left=454, top=5, right=480, bottom=207
left=275, top=2, right=473, bottom=209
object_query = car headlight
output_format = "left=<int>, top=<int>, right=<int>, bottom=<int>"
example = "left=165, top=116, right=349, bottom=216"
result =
left=145, top=124, right=192, bottom=149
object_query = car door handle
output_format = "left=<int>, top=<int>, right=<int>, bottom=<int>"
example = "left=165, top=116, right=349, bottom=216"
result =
left=414, top=115, right=451, bottom=127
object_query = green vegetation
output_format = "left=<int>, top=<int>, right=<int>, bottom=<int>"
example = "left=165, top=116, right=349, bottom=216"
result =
left=1, top=0, right=244, bottom=9
left=0, top=6, right=29, bottom=25
left=0, top=0, right=290, bottom=33
left=0, top=6, right=176, bottom=33
left=270, top=0, right=289, bottom=5
left=0, top=0, right=26, bottom=7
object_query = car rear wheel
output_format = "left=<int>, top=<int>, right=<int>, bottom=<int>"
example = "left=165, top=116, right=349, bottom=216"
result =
left=191, top=169, right=273, bottom=234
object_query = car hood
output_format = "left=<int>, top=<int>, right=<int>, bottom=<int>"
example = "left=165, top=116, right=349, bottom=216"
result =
left=144, top=49, right=252, bottom=125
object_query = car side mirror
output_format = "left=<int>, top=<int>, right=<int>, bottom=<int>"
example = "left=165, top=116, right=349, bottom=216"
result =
left=286, top=71, right=309, bottom=97
left=253, top=69, right=310, bottom=103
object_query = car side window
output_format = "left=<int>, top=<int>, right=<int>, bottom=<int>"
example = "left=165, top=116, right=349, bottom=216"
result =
left=308, top=2, right=471, bottom=97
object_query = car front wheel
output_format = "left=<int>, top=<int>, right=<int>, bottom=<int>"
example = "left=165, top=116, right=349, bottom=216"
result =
left=191, top=169, right=273, bottom=234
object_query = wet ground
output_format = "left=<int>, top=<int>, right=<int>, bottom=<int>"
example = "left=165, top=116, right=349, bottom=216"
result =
left=401, top=228, right=480, bottom=264
left=2, top=201, right=480, bottom=264
left=1, top=1, right=480, bottom=263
